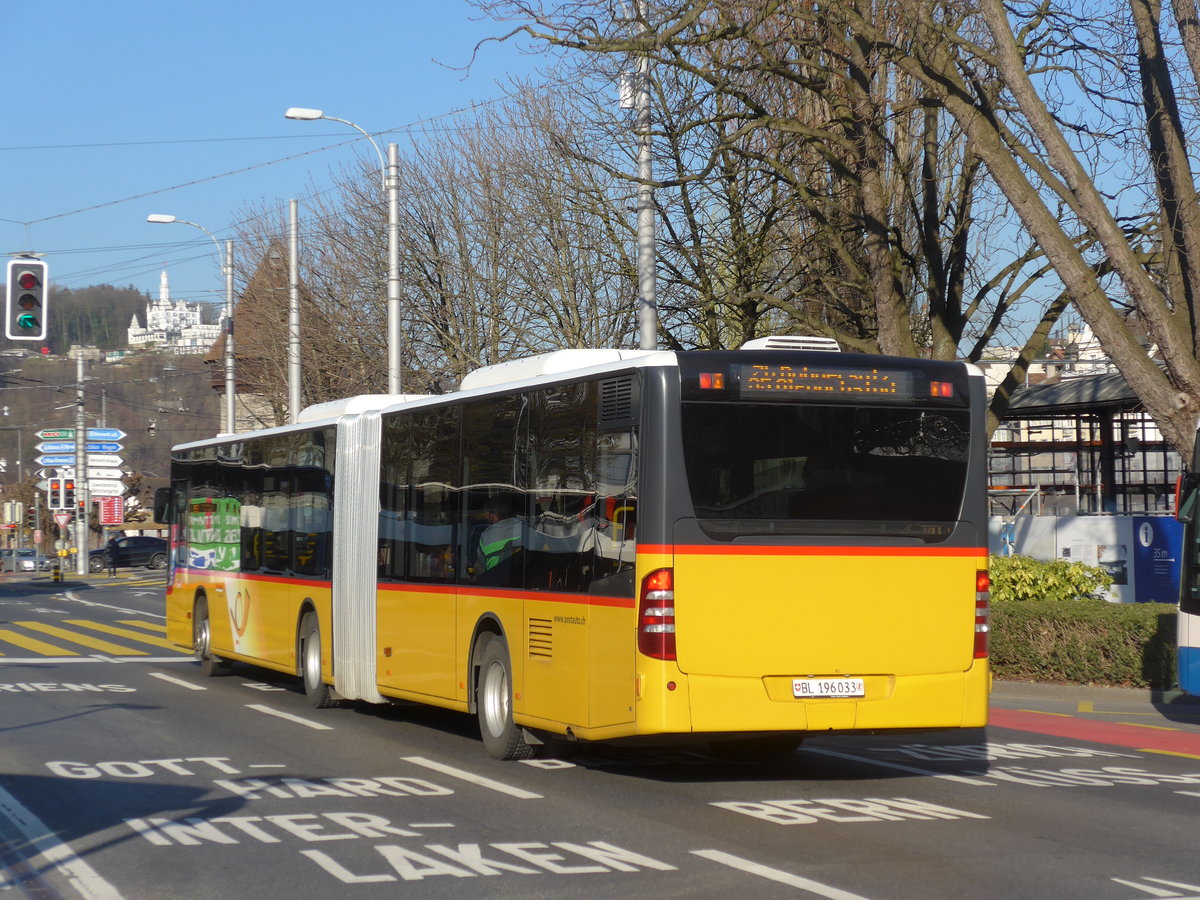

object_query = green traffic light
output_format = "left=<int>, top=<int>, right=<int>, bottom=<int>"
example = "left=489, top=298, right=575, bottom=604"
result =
left=16, top=313, right=38, bottom=330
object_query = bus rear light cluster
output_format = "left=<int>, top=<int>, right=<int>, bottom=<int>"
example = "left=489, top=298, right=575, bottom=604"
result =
left=974, top=570, right=990, bottom=659
left=930, top=381, right=955, bottom=398
left=697, top=372, right=725, bottom=390
left=638, top=568, right=676, bottom=660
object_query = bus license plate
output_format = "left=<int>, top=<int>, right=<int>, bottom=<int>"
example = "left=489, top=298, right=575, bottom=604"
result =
left=792, top=677, right=865, bottom=698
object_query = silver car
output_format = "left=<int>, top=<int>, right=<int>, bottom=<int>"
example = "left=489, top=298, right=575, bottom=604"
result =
left=0, top=548, right=51, bottom=572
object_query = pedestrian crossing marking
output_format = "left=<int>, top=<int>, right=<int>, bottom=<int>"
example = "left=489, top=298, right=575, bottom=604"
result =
left=62, top=620, right=177, bottom=650
left=16, top=622, right=148, bottom=656
left=0, top=629, right=81, bottom=656
left=117, top=620, right=167, bottom=634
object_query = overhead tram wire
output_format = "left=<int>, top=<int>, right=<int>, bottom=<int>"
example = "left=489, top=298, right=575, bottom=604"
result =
left=10, top=96, right=514, bottom=229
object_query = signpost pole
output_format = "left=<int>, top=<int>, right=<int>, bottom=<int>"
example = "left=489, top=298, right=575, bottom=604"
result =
left=74, top=350, right=89, bottom=576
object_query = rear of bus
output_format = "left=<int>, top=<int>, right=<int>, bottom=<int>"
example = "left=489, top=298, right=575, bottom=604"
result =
left=633, top=350, right=990, bottom=740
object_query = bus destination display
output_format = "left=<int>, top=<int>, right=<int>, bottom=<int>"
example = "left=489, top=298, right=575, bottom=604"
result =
left=738, top=363, right=914, bottom=400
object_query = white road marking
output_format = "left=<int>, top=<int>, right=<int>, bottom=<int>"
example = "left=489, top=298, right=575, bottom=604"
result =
left=0, top=782, right=124, bottom=900
left=246, top=704, right=334, bottom=730
left=401, top=756, right=543, bottom=799
left=61, top=592, right=164, bottom=618
left=148, top=672, right=206, bottom=691
left=800, top=746, right=995, bottom=786
left=89, top=655, right=190, bottom=665
left=1111, top=875, right=1200, bottom=897
left=691, top=849, right=873, bottom=899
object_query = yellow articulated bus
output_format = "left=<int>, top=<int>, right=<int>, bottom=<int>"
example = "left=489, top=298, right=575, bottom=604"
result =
left=158, top=341, right=990, bottom=759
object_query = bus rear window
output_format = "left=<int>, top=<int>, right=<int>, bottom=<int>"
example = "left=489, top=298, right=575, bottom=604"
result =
left=680, top=402, right=970, bottom=540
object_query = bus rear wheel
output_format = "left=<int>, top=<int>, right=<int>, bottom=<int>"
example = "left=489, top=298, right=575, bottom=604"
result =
left=300, top=613, right=337, bottom=708
left=475, top=634, right=536, bottom=760
left=194, top=598, right=231, bottom=677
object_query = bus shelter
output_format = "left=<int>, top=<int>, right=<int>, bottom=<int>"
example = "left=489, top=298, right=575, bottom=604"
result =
left=988, top=372, right=1182, bottom=517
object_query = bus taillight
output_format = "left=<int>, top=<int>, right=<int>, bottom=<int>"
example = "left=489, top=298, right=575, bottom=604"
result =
left=974, top=570, right=990, bottom=659
left=638, top=568, right=676, bottom=660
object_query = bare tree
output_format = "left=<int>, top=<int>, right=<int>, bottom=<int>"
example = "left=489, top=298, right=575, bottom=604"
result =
left=843, top=0, right=1200, bottom=459
left=470, top=0, right=1060, bottom=423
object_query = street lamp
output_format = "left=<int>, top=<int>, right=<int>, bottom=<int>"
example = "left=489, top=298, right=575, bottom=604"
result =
left=286, top=107, right=402, bottom=394
left=147, top=214, right=237, bottom=434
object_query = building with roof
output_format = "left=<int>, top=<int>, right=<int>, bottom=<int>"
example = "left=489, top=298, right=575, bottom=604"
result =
left=986, top=322, right=1179, bottom=517
left=127, top=269, right=221, bottom=355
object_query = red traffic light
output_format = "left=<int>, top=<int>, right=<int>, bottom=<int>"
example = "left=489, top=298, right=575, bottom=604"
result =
left=16, top=270, right=40, bottom=290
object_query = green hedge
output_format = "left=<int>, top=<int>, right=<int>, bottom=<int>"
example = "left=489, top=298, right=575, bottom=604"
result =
left=989, top=555, right=1178, bottom=689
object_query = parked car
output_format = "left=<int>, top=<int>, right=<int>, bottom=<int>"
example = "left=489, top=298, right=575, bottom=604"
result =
left=0, top=548, right=52, bottom=573
left=88, top=536, right=169, bottom=573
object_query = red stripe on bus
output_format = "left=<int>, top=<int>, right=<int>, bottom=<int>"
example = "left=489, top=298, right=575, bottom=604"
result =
left=637, top=544, right=987, bottom=558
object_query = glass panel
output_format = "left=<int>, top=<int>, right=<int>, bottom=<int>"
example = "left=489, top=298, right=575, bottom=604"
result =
left=527, top=383, right=598, bottom=592
left=681, top=402, right=970, bottom=539
left=378, top=414, right=409, bottom=581
left=405, top=406, right=461, bottom=583
left=462, top=395, right=527, bottom=588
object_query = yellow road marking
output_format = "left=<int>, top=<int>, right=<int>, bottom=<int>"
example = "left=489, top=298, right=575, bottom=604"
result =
left=0, top=629, right=81, bottom=656
left=17, top=622, right=147, bottom=656
left=1017, top=708, right=1072, bottom=717
left=117, top=620, right=166, bottom=634
left=1077, top=700, right=1094, bottom=713
left=1140, top=748, right=1200, bottom=760
left=1118, top=721, right=1181, bottom=732
left=62, top=620, right=178, bottom=650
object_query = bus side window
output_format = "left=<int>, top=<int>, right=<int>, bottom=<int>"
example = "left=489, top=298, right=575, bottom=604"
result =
left=405, top=406, right=460, bottom=584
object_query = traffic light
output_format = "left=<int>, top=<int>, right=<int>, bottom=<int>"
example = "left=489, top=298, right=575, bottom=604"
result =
left=48, top=478, right=62, bottom=509
left=62, top=479, right=75, bottom=510
left=5, top=258, right=48, bottom=341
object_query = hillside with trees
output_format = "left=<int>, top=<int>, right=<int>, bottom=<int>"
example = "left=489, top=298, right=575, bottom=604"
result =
left=44, top=284, right=150, bottom=352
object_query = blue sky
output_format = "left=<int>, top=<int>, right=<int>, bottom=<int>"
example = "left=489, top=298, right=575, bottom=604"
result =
left=3, top=1, right=541, bottom=305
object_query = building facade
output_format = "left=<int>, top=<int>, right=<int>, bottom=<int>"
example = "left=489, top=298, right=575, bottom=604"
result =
left=127, top=270, right=221, bottom=355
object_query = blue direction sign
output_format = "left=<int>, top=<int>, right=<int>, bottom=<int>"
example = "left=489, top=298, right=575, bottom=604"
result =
left=36, top=441, right=76, bottom=453
left=86, top=442, right=123, bottom=453
left=36, top=455, right=76, bottom=466
left=87, top=428, right=126, bottom=441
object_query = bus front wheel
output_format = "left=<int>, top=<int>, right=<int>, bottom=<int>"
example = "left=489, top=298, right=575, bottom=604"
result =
left=300, top=613, right=337, bottom=708
left=475, top=634, right=536, bottom=760
left=194, top=598, right=231, bottom=677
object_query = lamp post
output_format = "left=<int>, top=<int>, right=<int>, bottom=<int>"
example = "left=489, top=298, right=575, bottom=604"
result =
left=286, top=107, right=402, bottom=394
left=147, top=214, right=237, bottom=433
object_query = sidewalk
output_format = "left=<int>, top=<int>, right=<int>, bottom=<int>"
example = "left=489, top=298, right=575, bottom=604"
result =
left=990, top=678, right=1200, bottom=753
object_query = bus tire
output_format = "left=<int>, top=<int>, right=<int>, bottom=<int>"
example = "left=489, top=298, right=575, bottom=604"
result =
left=475, top=634, right=536, bottom=760
left=194, top=598, right=231, bottom=677
left=300, top=613, right=337, bottom=708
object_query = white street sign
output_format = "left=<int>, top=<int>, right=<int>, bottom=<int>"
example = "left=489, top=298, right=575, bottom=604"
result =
left=37, top=467, right=75, bottom=478
left=87, top=454, right=123, bottom=468
left=87, top=480, right=126, bottom=497
left=86, top=468, right=125, bottom=481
